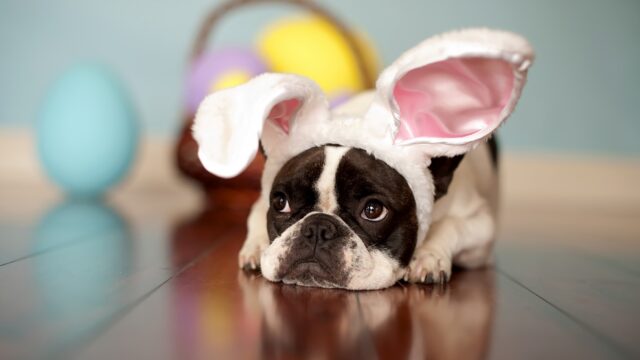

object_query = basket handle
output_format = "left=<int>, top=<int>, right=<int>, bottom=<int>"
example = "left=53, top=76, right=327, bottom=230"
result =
left=189, top=0, right=375, bottom=89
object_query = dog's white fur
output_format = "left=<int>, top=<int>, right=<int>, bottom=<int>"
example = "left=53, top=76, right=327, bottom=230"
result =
left=194, top=28, right=533, bottom=289
left=315, top=146, right=349, bottom=213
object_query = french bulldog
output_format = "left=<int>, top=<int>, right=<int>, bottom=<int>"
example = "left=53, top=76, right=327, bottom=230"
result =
left=193, top=28, right=534, bottom=290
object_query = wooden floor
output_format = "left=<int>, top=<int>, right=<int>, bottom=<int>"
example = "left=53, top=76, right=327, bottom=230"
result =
left=1, top=134, right=639, bottom=360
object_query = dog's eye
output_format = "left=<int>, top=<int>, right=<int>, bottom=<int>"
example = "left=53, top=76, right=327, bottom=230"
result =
left=361, top=200, right=388, bottom=222
left=272, top=192, right=291, bottom=213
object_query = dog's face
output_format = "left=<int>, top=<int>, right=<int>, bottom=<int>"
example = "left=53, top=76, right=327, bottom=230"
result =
left=260, top=145, right=419, bottom=289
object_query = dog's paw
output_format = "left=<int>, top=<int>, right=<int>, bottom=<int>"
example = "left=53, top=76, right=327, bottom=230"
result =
left=404, top=247, right=452, bottom=285
left=238, top=238, right=267, bottom=271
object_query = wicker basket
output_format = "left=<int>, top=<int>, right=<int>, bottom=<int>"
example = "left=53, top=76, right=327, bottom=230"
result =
left=175, top=0, right=373, bottom=204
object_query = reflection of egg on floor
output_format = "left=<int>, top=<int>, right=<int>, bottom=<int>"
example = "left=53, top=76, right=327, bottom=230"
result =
left=37, top=63, right=139, bottom=197
left=33, top=200, right=131, bottom=349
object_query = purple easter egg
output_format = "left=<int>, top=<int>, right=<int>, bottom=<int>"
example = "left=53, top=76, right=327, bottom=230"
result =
left=185, top=48, right=268, bottom=113
left=329, top=90, right=355, bottom=109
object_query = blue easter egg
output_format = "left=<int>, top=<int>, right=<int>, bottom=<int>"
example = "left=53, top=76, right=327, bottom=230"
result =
left=37, top=64, right=138, bottom=197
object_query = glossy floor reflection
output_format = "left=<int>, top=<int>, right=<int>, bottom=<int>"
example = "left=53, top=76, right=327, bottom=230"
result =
left=1, top=198, right=639, bottom=359
left=236, top=269, right=495, bottom=360
left=0, top=200, right=133, bottom=359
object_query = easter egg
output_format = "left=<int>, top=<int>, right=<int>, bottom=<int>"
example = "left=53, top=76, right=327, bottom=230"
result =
left=329, top=90, right=356, bottom=109
left=185, top=48, right=268, bottom=113
left=257, top=16, right=380, bottom=97
left=37, top=64, right=139, bottom=197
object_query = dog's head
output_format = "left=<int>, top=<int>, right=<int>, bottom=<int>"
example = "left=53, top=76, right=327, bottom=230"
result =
left=261, top=145, right=420, bottom=288
left=193, top=28, right=533, bottom=289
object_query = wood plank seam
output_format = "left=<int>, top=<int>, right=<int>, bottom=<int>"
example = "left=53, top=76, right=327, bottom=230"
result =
left=65, top=231, right=239, bottom=359
left=496, top=268, right=632, bottom=359
left=0, top=226, right=125, bottom=268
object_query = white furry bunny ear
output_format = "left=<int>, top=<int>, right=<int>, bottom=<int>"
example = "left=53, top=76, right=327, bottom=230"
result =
left=368, top=28, right=534, bottom=156
left=192, top=73, right=329, bottom=178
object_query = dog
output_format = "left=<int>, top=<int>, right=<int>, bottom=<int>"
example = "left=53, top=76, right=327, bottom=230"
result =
left=193, top=28, right=534, bottom=290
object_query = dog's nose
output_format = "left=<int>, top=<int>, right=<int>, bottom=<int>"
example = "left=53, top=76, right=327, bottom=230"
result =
left=302, top=215, right=339, bottom=244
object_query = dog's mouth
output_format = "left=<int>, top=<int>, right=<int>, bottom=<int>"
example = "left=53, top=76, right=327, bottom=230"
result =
left=280, top=258, right=341, bottom=288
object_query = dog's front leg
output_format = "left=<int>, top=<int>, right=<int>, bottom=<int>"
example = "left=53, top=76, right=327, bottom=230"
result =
left=238, top=196, right=270, bottom=270
left=405, top=203, right=496, bottom=284
left=405, top=218, right=458, bottom=284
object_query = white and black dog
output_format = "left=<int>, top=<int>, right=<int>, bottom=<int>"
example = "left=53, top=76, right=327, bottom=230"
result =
left=193, top=28, right=534, bottom=290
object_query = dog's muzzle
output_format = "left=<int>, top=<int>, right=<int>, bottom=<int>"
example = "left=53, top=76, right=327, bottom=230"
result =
left=279, top=213, right=349, bottom=287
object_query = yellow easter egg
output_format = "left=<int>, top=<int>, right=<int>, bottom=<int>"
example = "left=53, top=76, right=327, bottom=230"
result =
left=211, top=70, right=252, bottom=92
left=257, top=16, right=380, bottom=95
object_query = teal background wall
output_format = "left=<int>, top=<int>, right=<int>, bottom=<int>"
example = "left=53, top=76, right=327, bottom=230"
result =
left=1, top=0, right=639, bottom=155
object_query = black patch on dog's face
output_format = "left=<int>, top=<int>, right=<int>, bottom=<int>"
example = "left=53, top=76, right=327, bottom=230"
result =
left=334, top=148, right=418, bottom=266
left=267, top=146, right=325, bottom=241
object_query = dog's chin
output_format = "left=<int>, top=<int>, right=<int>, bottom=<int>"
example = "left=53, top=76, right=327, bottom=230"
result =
left=280, top=259, right=343, bottom=289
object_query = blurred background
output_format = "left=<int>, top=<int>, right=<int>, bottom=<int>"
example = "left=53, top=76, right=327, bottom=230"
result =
left=1, top=3, right=639, bottom=359
left=1, top=0, right=639, bottom=156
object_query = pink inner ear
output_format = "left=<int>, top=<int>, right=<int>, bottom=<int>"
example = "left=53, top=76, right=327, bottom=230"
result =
left=267, top=98, right=301, bottom=134
left=393, top=57, right=514, bottom=142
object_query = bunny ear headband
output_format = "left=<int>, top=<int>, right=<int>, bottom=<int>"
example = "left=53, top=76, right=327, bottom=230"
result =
left=193, top=28, right=534, bottom=241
